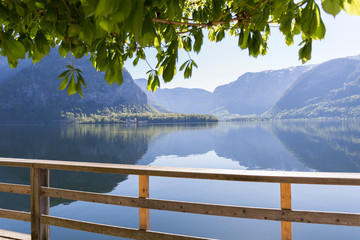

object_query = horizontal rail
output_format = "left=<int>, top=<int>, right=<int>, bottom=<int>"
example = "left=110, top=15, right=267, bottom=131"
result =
left=42, top=187, right=360, bottom=226
left=0, top=183, right=31, bottom=195
left=2, top=157, right=360, bottom=185
left=0, top=208, right=31, bottom=222
left=0, top=229, right=31, bottom=240
left=41, top=215, right=212, bottom=240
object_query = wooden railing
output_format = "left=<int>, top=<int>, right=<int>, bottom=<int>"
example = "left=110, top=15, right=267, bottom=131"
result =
left=1, top=157, right=360, bottom=239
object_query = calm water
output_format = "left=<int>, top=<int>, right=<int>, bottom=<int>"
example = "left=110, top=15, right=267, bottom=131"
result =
left=0, top=120, right=360, bottom=239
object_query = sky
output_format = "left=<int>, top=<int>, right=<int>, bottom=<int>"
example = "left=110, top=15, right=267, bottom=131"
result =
left=125, top=10, right=360, bottom=92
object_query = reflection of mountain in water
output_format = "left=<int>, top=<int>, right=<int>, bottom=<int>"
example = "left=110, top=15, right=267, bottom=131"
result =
left=2, top=121, right=358, bottom=211
left=139, top=122, right=309, bottom=171
left=0, top=123, right=215, bottom=211
left=270, top=120, right=360, bottom=172
left=0, top=124, right=151, bottom=211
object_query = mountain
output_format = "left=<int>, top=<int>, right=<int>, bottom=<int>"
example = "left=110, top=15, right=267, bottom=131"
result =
left=212, top=65, right=312, bottom=115
left=0, top=50, right=147, bottom=123
left=136, top=65, right=312, bottom=118
left=136, top=78, right=213, bottom=113
left=0, top=56, right=31, bottom=86
left=264, top=57, right=360, bottom=118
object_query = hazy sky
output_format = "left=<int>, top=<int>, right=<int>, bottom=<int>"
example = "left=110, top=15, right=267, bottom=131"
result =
left=125, top=10, right=360, bottom=92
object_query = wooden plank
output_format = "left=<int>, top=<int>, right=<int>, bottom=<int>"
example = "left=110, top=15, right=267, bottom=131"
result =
left=31, top=168, right=41, bottom=240
left=2, top=157, right=360, bottom=185
left=139, top=175, right=150, bottom=230
left=0, top=209, right=30, bottom=222
left=40, top=169, right=50, bottom=240
left=41, top=187, right=360, bottom=226
left=0, top=229, right=31, bottom=240
left=0, top=183, right=30, bottom=195
left=41, top=215, right=213, bottom=240
left=281, top=183, right=292, bottom=240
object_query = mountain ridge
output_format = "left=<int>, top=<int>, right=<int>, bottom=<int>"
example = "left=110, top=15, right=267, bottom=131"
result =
left=0, top=50, right=147, bottom=123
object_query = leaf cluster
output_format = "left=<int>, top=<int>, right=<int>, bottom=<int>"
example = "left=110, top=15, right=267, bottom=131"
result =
left=0, top=0, right=359, bottom=96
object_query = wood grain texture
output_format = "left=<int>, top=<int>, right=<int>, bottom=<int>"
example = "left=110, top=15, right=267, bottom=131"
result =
left=40, top=169, right=50, bottom=240
left=41, top=215, right=212, bottom=240
left=41, top=187, right=360, bottom=226
left=2, top=157, right=360, bottom=185
left=0, top=209, right=30, bottom=222
left=281, top=183, right=292, bottom=240
left=0, top=229, right=31, bottom=240
left=31, top=168, right=41, bottom=240
left=0, top=183, right=30, bottom=195
left=139, top=175, right=149, bottom=230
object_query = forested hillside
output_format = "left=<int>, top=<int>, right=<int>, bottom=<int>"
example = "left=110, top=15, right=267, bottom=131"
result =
left=0, top=50, right=146, bottom=123
left=264, top=57, right=360, bottom=118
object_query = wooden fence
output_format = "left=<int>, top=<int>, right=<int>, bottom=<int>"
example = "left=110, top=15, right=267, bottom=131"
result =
left=1, top=157, right=360, bottom=240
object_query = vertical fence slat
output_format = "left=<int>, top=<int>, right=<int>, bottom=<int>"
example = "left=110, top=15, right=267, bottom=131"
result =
left=281, top=183, right=292, bottom=240
left=139, top=175, right=149, bottom=231
left=31, top=168, right=41, bottom=240
left=31, top=168, right=50, bottom=240
left=40, top=169, right=50, bottom=240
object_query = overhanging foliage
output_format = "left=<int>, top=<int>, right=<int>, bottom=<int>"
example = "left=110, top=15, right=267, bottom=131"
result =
left=0, top=0, right=359, bottom=97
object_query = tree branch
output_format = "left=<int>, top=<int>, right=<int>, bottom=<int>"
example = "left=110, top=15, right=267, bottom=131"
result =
left=152, top=16, right=244, bottom=28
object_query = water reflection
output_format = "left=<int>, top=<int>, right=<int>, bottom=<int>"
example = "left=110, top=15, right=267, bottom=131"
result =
left=1, top=121, right=360, bottom=239
left=0, top=123, right=216, bottom=211
left=270, top=120, right=360, bottom=172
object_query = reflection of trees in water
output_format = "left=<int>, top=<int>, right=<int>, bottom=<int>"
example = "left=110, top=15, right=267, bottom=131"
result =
left=0, top=123, right=217, bottom=211
left=270, top=120, right=360, bottom=172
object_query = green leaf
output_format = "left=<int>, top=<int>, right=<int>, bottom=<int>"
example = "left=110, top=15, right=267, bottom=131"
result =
left=58, top=77, right=69, bottom=90
left=151, top=74, right=160, bottom=91
left=79, top=20, right=94, bottom=44
left=163, top=57, right=176, bottom=82
left=299, top=40, right=312, bottom=63
left=139, top=14, right=156, bottom=47
left=2, top=36, right=26, bottom=61
left=147, top=72, right=154, bottom=91
left=99, top=20, right=114, bottom=33
left=78, top=73, right=87, bottom=88
left=95, top=0, right=118, bottom=17
left=132, top=0, right=145, bottom=40
left=194, top=30, right=203, bottom=53
left=57, top=70, right=71, bottom=79
left=76, top=82, right=83, bottom=98
left=342, top=0, right=360, bottom=15
left=313, top=19, right=326, bottom=40
left=58, top=42, right=69, bottom=58
left=33, top=44, right=45, bottom=63
left=113, top=0, right=132, bottom=22
left=238, top=28, right=250, bottom=50
left=322, top=0, right=342, bottom=16
left=301, top=1, right=321, bottom=37
left=67, top=74, right=77, bottom=96
left=68, top=24, right=81, bottom=37
left=180, top=60, right=189, bottom=71
left=254, top=8, right=270, bottom=31
left=133, top=56, right=140, bottom=66
left=280, top=12, right=294, bottom=35
left=35, top=31, right=50, bottom=55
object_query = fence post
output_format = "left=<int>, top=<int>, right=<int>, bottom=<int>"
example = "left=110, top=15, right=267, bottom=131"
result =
left=281, top=183, right=292, bottom=240
left=31, top=168, right=50, bottom=240
left=139, top=175, right=149, bottom=231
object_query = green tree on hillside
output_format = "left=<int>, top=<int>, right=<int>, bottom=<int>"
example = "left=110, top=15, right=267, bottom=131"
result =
left=0, top=0, right=359, bottom=97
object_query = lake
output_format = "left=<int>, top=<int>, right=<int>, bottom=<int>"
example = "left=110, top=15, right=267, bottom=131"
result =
left=0, top=120, right=360, bottom=239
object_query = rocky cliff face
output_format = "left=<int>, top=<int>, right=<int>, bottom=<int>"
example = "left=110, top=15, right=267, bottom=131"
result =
left=0, top=50, right=147, bottom=123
